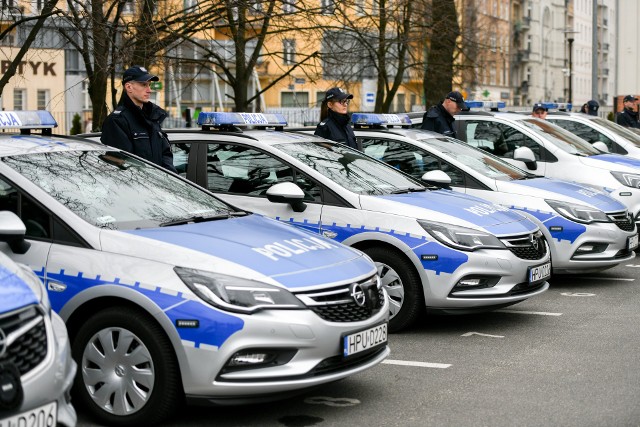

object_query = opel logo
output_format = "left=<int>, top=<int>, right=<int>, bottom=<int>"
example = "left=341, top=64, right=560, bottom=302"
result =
left=350, top=283, right=367, bottom=307
left=530, top=234, right=539, bottom=251
left=0, top=328, right=6, bottom=358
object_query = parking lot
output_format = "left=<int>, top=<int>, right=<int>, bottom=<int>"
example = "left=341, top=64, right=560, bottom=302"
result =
left=77, top=258, right=640, bottom=427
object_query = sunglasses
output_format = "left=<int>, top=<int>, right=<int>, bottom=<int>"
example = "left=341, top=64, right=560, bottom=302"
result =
left=332, top=98, right=350, bottom=105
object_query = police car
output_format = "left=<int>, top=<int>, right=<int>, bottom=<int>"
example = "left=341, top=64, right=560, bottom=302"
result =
left=543, top=108, right=640, bottom=158
left=350, top=113, right=637, bottom=274
left=0, top=111, right=389, bottom=426
left=408, top=103, right=640, bottom=225
left=85, top=112, right=552, bottom=332
left=0, top=213, right=76, bottom=427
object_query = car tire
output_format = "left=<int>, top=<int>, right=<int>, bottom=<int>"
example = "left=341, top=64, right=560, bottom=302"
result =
left=363, top=246, right=424, bottom=333
left=71, top=306, right=181, bottom=426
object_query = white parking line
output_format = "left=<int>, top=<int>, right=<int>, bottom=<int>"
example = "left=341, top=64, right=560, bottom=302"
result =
left=568, top=277, right=635, bottom=282
left=382, top=359, right=451, bottom=369
left=496, top=309, right=563, bottom=316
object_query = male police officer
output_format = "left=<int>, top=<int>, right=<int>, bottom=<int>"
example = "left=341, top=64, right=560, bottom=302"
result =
left=616, top=95, right=640, bottom=128
left=421, top=91, right=466, bottom=138
left=532, top=102, right=548, bottom=120
left=101, top=65, right=177, bottom=172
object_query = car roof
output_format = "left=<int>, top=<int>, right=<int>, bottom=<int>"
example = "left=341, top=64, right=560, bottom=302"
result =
left=0, top=133, right=105, bottom=158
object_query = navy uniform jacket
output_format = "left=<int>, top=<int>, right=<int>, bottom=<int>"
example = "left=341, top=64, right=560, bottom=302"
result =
left=101, top=93, right=177, bottom=172
left=420, top=104, right=456, bottom=138
left=616, top=108, right=640, bottom=129
left=314, top=109, right=358, bottom=149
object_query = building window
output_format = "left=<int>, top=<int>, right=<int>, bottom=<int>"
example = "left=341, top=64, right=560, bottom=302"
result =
left=282, top=0, right=295, bottom=14
left=122, top=0, right=135, bottom=13
left=281, top=91, right=309, bottom=107
left=355, top=0, right=365, bottom=15
left=82, top=80, right=92, bottom=110
left=33, top=0, right=43, bottom=13
left=320, top=0, right=334, bottom=14
left=396, top=93, right=405, bottom=113
left=283, top=39, right=295, bottom=65
left=13, top=88, right=25, bottom=110
left=184, top=0, right=197, bottom=13
left=37, top=89, right=49, bottom=110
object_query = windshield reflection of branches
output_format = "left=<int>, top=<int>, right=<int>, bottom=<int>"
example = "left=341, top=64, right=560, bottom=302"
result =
left=5, top=151, right=232, bottom=229
left=521, top=119, right=598, bottom=155
left=277, top=142, right=420, bottom=194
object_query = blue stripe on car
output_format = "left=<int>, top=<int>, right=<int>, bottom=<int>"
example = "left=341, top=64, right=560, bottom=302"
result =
left=511, top=206, right=586, bottom=243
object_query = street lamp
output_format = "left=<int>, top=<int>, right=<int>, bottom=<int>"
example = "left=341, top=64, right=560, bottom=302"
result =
left=567, top=37, right=574, bottom=104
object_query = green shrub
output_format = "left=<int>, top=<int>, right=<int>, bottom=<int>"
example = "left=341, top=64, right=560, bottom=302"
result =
left=70, top=113, right=82, bottom=135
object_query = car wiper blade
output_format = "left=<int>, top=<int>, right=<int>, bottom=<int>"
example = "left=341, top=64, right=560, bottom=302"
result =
left=159, top=211, right=248, bottom=227
left=390, top=187, right=427, bottom=194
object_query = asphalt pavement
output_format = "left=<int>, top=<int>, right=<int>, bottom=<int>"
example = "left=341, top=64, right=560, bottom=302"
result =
left=78, top=257, right=640, bottom=427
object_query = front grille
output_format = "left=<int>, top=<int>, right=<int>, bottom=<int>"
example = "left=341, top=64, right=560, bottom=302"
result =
left=500, top=231, right=547, bottom=260
left=295, top=276, right=384, bottom=322
left=0, top=306, right=48, bottom=375
left=608, top=211, right=636, bottom=232
left=508, top=281, right=547, bottom=296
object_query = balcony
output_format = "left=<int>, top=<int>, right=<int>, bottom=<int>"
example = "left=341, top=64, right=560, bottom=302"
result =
left=517, top=49, right=530, bottom=62
left=599, top=68, right=609, bottom=76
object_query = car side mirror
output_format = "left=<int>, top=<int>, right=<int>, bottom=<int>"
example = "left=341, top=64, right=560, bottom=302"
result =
left=0, top=211, right=30, bottom=254
left=592, top=141, right=609, bottom=153
left=421, top=170, right=452, bottom=188
left=513, top=146, right=538, bottom=170
left=266, top=182, right=307, bottom=212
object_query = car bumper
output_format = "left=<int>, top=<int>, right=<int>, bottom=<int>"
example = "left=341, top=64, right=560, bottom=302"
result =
left=419, top=244, right=551, bottom=310
left=2, top=312, right=77, bottom=427
left=179, top=301, right=389, bottom=401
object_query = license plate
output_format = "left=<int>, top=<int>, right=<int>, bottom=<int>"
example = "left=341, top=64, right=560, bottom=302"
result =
left=0, top=401, right=57, bottom=427
left=628, top=234, right=638, bottom=250
left=528, top=262, right=551, bottom=284
left=343, top=323, right=388, bottom=357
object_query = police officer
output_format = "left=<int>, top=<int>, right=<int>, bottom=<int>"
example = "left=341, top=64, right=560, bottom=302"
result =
left=315, top=87, right=357, bottom=149
left=616, top=95, right=640, bottom=128
left=586, top=99, right=599, bottom=116
left=532, top=102, right=548, bottom=120
left=101, top=65, right=177, bottom=172
left=421, top=91, right=466, bottom=138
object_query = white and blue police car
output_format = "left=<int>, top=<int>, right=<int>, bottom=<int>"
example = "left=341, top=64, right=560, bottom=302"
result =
left=0, top=212, right=76, bottom=427
left=408, top=104, right=640, bottom=226
left=96, top=112, right=553, bottom=333
left=0, top=111, right=389, bottom=426
left=350, top=113, right=637, bottom=274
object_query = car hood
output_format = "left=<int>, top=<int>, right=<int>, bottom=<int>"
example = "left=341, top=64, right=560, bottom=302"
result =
left=497, top=178, right=626, bottom=212
left=364, top=189, right=537, bottom=236
left=0, top=263, right=38, bottom=314
left=581, top=154, right=640, bottom=172
left=116, top=214, right=374, bottom=289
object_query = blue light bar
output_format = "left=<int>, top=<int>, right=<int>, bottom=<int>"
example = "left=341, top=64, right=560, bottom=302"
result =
left=197, top=112, right=288, bottom=127
left=537, top=102, right=573, bottom=111
left=465, top=101, right=506, bottom=110
left=0, top=111, right=57, bottom=129
left=350, top=113, right=412, bottom=126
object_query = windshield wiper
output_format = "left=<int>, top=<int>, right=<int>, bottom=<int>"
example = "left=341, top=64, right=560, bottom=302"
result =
left=390, top=187, right=428, bottom=194
left=159, top=211, right=248, bottom=227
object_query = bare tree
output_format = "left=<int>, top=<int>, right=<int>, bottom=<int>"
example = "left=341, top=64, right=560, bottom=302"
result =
left=0, top=0, right=61, bottom=94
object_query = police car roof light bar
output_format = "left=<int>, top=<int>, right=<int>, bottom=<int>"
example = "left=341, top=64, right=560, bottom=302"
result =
left=0, top=111, right=58, bottom=135
left=351, top=113, right=412, bottom=129
left=464, top=101, right=506, bottom=112
left=198, top=112, right=288, bottom=131
left=539, top=102, right=573, bottom=112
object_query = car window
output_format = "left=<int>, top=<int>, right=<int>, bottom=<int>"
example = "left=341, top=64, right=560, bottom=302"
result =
left=171, top=143, right=191, bottom=177
left=592, top=117, right=640, bottom=148
left=548, top=119, right=614, bottom=150
left=206, top=143, right=321, bottom=202
left=520, top=118, right=600, bottom=156
left=275, top=140, right=425, bottom=195
left=360, top=137, right=464, bottom=185
left=3, top=150, right=236, bottom=230
left=0, top=177, right=52, bottom=239
left=461, top=120, right=540, bottom=160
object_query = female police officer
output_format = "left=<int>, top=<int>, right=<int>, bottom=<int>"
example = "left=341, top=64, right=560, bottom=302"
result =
left=314, top=87, right=358, bottom=149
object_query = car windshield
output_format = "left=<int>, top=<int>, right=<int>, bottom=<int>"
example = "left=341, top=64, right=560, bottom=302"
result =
left=591, top=117, right=640, bottom=147
left=417, top=136, right=528, bottom=181
left=520, top=118, right=600, bottom=156
left=4, top=150, right=237, bottom=229
left=275, top=141, right=425, bottom=195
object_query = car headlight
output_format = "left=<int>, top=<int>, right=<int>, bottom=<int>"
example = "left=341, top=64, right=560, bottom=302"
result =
left=546, top=200, right=610, bottom=224
left=418, top=220, right=505, bottom=251
left=174, top=267, right=305, bottom=313
left=611, top=171, right=640, bottom=188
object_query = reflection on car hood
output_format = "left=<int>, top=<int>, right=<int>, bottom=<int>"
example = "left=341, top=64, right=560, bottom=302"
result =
left=372, top=189, right=537, bottom=235
left=582, top=154, right=640, bottom=171
left=504, top=178, right=626, bottom=212
left=0, top=263, right=38, bottom=313
left=123, top=214, right=374, bottom=289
